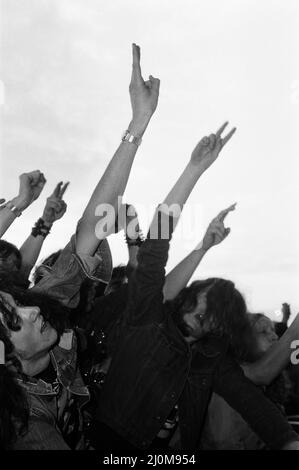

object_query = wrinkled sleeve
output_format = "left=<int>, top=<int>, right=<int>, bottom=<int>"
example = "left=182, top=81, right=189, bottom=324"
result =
left=31, top=232, right=105, bottom=309
left=125, top=208, right=176, bottom=326
left=214, top=354, right=299, bottom=450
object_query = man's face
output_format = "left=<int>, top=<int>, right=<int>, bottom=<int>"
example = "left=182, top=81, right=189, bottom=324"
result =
left=0, top=291, right=58, bottom=360
left=182, top=290, right=211, bottom=341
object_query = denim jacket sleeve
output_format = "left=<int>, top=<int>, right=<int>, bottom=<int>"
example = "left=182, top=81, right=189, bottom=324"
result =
left=125, top=209, right=175, bottom=326
left=213, top=353, right=299, bottom=449
left=30, top=231, right=105, bottom=309
left=13, top=416, right=71, bottom=450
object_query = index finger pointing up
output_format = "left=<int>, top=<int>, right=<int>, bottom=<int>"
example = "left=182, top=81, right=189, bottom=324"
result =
left=131, top=43, right=143, bottom=82
left=216, top=203, right=237, bottom=222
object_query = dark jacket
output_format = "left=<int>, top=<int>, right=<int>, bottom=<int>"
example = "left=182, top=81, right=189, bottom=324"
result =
left=96, top=210, right=298, bottom=450
left=14, top=331, right=89, bottom=450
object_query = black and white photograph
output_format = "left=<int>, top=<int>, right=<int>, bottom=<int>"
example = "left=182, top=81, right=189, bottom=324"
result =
left=0, top=0, right=298, bottom=460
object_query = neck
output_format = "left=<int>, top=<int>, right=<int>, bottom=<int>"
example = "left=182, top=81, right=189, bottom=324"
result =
left=20, top=352, right=51, bottom=377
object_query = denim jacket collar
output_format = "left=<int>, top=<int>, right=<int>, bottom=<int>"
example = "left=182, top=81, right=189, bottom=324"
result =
left=18, top=330, right=89, bottom=400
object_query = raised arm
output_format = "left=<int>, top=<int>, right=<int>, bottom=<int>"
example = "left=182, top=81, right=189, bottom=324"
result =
left=19, top=182, right=68, bottom=281
left=126, top=123, right=237, bottom=325
left=160, top=123, right=236, bottom=221
left=243, top=313, right=299, bottom=385
left=214, top=354, right=299, bottom=450
left=163, top=204, right=236, bottom=300
left=76, top=43, right=160, bottom=256
left=0, top=171, right=46, bottom=238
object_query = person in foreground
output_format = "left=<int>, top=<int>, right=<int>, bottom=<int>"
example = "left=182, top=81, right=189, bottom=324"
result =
left=0, top=42, right=160, bottom=450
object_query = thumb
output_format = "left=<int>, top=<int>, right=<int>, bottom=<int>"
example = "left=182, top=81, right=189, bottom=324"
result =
left=224, top=227, right=231, bottom=237
left=149, top=75, right=160, bottom=92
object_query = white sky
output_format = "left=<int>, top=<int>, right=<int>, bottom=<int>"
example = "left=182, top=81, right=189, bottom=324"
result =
left=0, top=0, right=298, bottom=320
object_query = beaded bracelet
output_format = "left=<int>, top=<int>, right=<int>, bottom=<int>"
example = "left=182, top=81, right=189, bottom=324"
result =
left=125, top=230, right=144, bottom=247
left=31, top=218, right=51, bottom=238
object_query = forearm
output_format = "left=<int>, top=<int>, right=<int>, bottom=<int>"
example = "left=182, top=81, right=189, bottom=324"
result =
left=163, top=246, right=208, bottom=301
left=163, top=162, right=204, bottom=212
left=76, top=116, right=151, bottom=255
left=215, top=356, right=299, bottom=449
left=0, top=196, right=29, bottom=238
left=19, top=217, right=52, bottom=280
left=19, top=235, right=46, bottom=280
left=0, top=209, right=17, bottom=238
left=148, top=162, right=205, bottom=239
left=243, top=313, right=299, bottom=385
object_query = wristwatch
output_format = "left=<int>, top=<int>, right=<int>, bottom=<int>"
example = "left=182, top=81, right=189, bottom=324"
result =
left=3, top=201, right=23, bottom=217
left=121, top=130, right=142, bottom=147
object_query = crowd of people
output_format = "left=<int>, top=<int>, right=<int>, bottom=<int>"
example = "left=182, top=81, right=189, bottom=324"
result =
left=0, top=44, right=298, bottom=451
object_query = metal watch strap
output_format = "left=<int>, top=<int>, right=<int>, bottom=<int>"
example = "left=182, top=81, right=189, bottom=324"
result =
left=4, top=201, right=23, bottom=217
left=121, top=130, right=142, bottom=147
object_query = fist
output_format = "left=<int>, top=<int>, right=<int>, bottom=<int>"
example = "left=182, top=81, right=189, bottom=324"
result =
left=18, top=170, right=47, bottom=209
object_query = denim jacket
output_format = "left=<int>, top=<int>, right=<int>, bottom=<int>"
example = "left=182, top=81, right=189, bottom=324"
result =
left=13, top=232, right=108, bottom=449
left=96, top=210, right=298, bottom=450
left=14, top=331, right=89, bottom=450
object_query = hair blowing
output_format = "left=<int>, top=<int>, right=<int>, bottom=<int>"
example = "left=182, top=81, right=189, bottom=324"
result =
left=167, top=278, right=259, bottom=362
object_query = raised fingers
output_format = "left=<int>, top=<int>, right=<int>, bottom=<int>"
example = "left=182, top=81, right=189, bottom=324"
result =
left=59, top=182, right=69, bottom=199
left=215, top=122, right=228, bottom=138
left=52, top=182, right=63, bottom=198
left=216, top=203, right=237, bottom=222
left=131, top=43, right=143, bottom=83
left=215, top=122, right=236, bottom=148
left=221, top=127, right=237, bottom=147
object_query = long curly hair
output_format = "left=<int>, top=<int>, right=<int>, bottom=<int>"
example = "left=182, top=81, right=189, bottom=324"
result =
left=0, top=274, right=70, bottom=449
left=0, top=240, right=22, bottom=272
left=0, top=292, right=29, bottom=450
left=167, top=278, right=259, bottom=362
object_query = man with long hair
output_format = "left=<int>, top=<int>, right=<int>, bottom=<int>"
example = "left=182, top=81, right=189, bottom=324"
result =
left=91, top=121, right=299, bottom=451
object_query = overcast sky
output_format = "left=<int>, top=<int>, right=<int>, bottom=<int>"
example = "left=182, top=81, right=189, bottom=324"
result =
left=0, top=0, right=298, bottom=320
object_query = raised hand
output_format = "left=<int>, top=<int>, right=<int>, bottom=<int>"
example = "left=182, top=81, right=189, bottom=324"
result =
left=191, top=122, right=236, bottom=172
left=129, top=43, right=160, bottom=124
left=17, top=170, right=47, bottom=209
left=202, top=203, right=236, bottom=251
left=42, top=181, right=69, bottom=226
